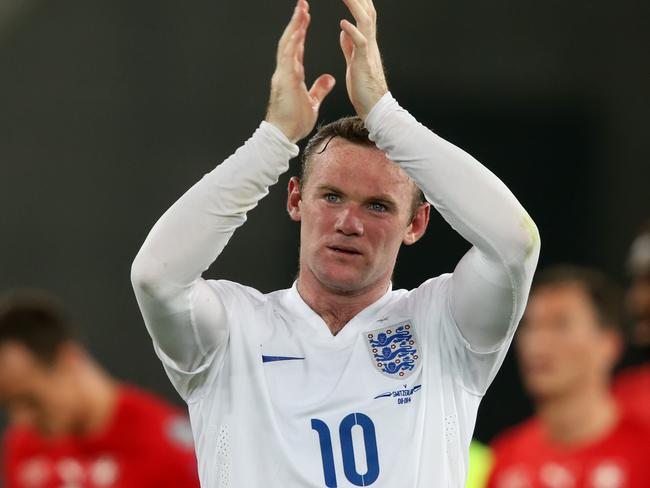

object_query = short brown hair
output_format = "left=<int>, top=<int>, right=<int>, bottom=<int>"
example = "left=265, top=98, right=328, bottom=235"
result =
left=532, top=265, right=622, bottom=330
left=301, top=116, right=425, bottom=218
left=0, top=290, right=74, bottom=364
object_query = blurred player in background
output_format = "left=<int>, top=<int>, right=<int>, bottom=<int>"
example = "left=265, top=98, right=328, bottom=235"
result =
left=487, top=266, right=650, bottom=488
left=612, top=222, right=650, bottom=427
left=0, top=290, right=200, bottom=488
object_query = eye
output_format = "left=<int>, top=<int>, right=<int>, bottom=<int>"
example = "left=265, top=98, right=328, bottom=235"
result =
left=369, top=202, right=388, bottom=212
left=324, top=193, right=341, bottom=203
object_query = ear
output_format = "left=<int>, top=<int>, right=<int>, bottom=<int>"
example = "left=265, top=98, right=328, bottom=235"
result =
left=287, top=176, right=303, bottom=222
left=403, top=203, right=430, bottom=246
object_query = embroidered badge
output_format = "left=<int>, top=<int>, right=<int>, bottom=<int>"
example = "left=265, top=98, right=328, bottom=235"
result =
left=365, top=322, right=420, bottom=379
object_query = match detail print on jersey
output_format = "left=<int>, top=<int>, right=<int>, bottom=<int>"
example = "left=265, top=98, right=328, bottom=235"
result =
left=365, top=322, right=420, bottom=379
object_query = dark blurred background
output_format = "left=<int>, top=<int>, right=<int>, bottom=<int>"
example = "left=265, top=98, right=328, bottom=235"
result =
left=0, top=0, right=648, bottom=443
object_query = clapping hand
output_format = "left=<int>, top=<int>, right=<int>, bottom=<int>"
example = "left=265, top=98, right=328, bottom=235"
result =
left=265, top=0, right=336, bottom=143
left=339, top=0, right=388, bottom=120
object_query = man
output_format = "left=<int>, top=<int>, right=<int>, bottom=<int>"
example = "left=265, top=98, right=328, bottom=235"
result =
left=131, top=0, right=540, bottom=485
left=613, top=222, right=650, bottom=427
left=0, top=290, right=200, bottom=488
left=487, top=266, right=650, bottom=488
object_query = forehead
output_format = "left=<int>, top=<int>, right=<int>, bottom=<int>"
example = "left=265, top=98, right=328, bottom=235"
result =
left=0, top=342, right=45, bottom=395
left=305, top=139, right=414, bottom=200
left=527, top=284, right=596, bottom=320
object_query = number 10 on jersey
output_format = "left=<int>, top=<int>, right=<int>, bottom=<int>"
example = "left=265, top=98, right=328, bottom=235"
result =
left=311, top=413, right=380, bottom=487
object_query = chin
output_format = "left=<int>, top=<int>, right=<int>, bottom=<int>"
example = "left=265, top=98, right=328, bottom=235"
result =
left=524, top=378, right=566, bottom=401
left=315, top=268, right=371, bottom=294
left=320, top=276, right=367, bottom=294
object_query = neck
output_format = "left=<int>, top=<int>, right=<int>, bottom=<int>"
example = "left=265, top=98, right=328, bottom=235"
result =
left=297, top=271, right=390, bottom=336
left=536, top=383, right=618, bottom=446
left=73, top=359, right=119, bottom=435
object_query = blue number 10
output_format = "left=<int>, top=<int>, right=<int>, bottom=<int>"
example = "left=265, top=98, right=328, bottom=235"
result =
left=311, top=413, right=380, bottom=487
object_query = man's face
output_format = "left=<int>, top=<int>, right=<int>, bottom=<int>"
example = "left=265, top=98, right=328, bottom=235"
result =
left=516, top=284, right=620, bottom=401
left=0, top=342, right=80, bottom=436
left=627, top=273, right=650, bottom=348
left=288, top=139, right=429, bottom=294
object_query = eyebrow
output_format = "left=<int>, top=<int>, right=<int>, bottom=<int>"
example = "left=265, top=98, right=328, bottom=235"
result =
left=315, top=184, right=399, bottom=207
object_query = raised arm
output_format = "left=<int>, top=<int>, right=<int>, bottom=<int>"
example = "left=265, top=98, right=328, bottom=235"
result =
left=131, top=0, right=335, bottom=378
left=339, top=0, right=540, bottom=350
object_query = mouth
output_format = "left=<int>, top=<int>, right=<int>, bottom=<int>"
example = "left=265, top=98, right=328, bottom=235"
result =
left=523, top=360, right=553, bottom=375
left=326, top=245, right=363, bottom=256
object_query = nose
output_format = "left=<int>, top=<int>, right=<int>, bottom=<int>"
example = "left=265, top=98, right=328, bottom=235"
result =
left=519, top=324, right=556, bottom=356
left=335, top=206, right=364, bottom=236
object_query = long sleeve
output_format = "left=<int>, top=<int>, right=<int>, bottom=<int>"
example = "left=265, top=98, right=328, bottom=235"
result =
left=131, top=121, right=298, bottom=374
left=365, top=93, right=540, bottom=351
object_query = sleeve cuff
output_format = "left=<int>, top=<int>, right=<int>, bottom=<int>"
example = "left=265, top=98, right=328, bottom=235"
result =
left=259, top=121, right=300, bottom=158
left=364, top=91, right=401, bottom=140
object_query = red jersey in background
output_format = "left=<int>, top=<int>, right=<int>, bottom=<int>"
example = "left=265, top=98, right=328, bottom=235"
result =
left=2, top=386, right=199, bottom=488
left=487, top=414, right=650, bottom=488
left=612, top=363, right=650, bottom=429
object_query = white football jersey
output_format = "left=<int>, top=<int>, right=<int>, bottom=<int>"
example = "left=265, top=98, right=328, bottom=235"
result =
left=160, top=276, right=510, bottom=488
left=133, top=93, right=539, bottom=488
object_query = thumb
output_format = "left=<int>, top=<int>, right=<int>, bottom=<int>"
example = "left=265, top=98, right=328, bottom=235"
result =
left=309, top=74, right=336, bottom=109
left=339, top=30, right=353, bottom=64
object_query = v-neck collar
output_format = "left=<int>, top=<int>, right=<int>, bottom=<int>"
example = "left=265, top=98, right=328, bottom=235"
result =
left=283, top=281, right=394, bottom=345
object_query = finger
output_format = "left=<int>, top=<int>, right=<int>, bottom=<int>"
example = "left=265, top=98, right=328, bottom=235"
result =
left=341, top=0, right=371, bottom=27
left=296, top=34, right=305, bottom=68
left=278, top=3, right=301, bottom=48
left=294, top=34, right=306, bottom=80
left=279, top=30, right=306, bottom=82
left=360, top=0, right=376, bottom=16
left=363, top=0, right=377, bottom=23
left=278, top=0, right=308, bottom=53
left=308, top=74, right=336, bottom=109
left=279, top=11, right=309, bottom=68
left=358, top=0, right=376, bottom=20
left=340, top=19, right=368, bottom=52
left=339, top=30, right=353, bottom=64
left=297, top=12, right=311, bottom=66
